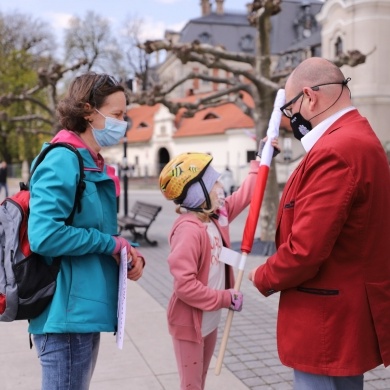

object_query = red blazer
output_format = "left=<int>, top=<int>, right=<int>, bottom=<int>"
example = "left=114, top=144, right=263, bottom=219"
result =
left=254, top=110, right=390, bottom=376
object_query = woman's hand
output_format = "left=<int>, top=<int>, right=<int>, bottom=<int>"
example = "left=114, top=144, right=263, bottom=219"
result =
left=127, top=246, right=144, bottom=281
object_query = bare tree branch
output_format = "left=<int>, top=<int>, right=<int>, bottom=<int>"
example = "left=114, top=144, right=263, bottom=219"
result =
left=333, top=47, right=376, bottom=67
left=140, top=40, right=256, bottom=66
left=161, top=71, right=238, bottom=96
left=131, top=82, right=253, bottom=118
left=10, top=114, right=54, bottom=126
left=0, top=58, right=88, bottom=114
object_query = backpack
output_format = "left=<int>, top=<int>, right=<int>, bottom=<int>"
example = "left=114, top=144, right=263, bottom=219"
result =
left=0, top=142, right=85, bottom=322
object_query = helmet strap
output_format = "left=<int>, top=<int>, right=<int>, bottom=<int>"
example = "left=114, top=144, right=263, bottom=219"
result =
left=198, top=178, right=211, bottom=210
left=180, top=178, right=219, bottom=219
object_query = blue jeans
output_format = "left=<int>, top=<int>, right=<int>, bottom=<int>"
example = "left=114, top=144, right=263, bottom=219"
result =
left=293, top=369, right=364, bottom=390
left=33, top=333, right=100, bottom=390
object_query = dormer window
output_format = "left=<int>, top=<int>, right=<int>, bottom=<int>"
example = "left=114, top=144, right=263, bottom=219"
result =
left=199, top=32, right=211, bottom=44
left=137, top=122, right=148, bottom=129
left=240, top=34, right=254, bottom=52
left=203, top=112, right=219, bottom=120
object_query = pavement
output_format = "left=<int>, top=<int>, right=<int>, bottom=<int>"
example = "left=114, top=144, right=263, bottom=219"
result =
left=1, top=181, right=390, bottom=389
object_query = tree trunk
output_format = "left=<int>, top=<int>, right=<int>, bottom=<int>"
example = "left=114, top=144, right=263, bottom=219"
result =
left=254, top=3, right=280, bottom=252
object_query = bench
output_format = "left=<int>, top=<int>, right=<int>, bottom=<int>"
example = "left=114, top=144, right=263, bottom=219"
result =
left=117, top=201, right=162, bottom=246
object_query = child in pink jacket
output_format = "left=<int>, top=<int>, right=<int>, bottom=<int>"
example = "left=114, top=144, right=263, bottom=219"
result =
left=159, top=152, right=261, bottom=390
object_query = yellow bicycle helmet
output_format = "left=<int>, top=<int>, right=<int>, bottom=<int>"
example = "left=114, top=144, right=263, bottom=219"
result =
left=159, top=152, right=213, bottom=205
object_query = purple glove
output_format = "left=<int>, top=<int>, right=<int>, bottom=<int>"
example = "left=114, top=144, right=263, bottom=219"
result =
left=112, top=236, right=132, bottom=255
left=229, top=289, right=243, bottom=312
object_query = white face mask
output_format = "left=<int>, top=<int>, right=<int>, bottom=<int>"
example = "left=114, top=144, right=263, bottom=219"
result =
left=90, top=109, right=127, bottom=147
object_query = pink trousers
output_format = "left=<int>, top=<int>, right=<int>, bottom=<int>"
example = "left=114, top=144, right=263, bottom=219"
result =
left=172, top=328, right=218, bottom=390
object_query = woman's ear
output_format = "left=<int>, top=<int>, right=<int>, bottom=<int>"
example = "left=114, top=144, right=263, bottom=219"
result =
left=84, top=102, right=93, bottom=121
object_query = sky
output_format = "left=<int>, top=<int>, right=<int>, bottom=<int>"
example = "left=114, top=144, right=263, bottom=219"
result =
left=0, top=0, right=250, bottom=42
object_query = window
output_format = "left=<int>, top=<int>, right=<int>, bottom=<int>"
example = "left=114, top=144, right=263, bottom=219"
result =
left=240, top=35, right=254, bottom=52
left=203, top=113, right=219, bottom=120
left=202, top=69, right=209, bottom=85
left=246, top=151, right=256, bottom=162
left=199, top=32, right=211, bottom=44
left=335, top=36, right=343, bottom=57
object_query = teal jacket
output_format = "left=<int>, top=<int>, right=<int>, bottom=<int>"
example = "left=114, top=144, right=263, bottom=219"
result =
left=28, top=131, right=119, bottom=334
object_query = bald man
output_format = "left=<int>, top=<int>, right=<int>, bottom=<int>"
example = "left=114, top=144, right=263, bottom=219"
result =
left=249, top=57, right=390, bottom=389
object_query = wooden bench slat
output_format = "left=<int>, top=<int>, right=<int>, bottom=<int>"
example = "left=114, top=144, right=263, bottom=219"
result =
left=117, top=201, right=162, bottom=246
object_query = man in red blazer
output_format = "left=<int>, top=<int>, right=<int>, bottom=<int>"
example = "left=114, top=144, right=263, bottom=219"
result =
left=249, top=57, right=390, bottom=390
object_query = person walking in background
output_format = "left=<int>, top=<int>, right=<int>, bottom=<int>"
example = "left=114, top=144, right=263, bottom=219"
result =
left=219, top=165, right=234, bottom=196
left=0, top=161, right=8, bottom=199
left=28, top=72, right=145, bottom=390
left=159, top=145, right=278, bottom=390
left=249, top=57, right=390, bottom=390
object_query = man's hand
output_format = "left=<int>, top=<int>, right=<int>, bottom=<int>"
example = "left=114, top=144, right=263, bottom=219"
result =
left=248, top=266, right=258, bottom=285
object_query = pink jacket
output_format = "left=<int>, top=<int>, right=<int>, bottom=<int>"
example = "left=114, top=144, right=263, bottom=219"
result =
left=167, top=160, right=259, bottom=343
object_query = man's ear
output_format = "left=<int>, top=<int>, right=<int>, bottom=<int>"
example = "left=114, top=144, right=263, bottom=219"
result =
left=304, top=87, right=318, bottom=109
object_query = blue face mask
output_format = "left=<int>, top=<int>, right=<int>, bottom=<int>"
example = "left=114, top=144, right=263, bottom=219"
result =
left=91, top=109, right=127, bottom=147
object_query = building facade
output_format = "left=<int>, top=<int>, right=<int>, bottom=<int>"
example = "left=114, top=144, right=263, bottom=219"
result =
left=102, top=0, right=390, bottom=184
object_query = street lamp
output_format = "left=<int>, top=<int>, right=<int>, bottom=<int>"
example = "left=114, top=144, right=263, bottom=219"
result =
left=283, top=136, right=292, bottom=162
left=122, top=115, right=132, bottom=216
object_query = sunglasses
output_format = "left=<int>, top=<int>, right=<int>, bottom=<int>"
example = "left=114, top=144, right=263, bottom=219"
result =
left=89, top=74, right=119, bottom=105
left=280, top=78, right=351, bottom=118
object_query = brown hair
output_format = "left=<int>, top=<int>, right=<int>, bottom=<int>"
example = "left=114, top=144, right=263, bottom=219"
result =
left=56, top=72, right=125, bottom=133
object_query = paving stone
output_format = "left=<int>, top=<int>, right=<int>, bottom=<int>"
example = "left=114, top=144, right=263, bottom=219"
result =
left=135, top=190, right=390, bottom=390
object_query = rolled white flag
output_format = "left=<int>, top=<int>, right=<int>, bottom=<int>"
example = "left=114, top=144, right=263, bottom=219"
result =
left=219, top=246, right=246, bottom=270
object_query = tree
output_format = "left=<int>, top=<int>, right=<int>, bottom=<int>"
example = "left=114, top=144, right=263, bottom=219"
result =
left=120, top=16, right=156, bottom=91
left=128, top=0, right=373, bottom=250
left=0, top=11, right=114, bottom=164
left=64, top=11, right=124, bottom=76
left=0, top=11, right=57, bottom=163
left=130, top=0, right=282, bottom=248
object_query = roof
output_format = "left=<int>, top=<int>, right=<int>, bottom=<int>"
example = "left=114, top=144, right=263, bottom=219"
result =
left=269, top=0, right=324, bottom=54
left=125, top=104, right=160, bottom=143
left=188, top=11, right=250, bottom=27
left=125, top=92, right=255, bottom=143
left=175, top=1, right=324, bottom=56
left=179, top=11, right=256, bottom=54
left=174, top=101, right=254, bottom=138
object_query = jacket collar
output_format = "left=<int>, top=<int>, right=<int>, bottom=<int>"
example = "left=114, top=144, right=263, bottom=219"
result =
left=301, top=107, right=356, bottom=152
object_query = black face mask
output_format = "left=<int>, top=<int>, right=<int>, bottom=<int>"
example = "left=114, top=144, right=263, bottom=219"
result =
left=290, top=112, right=312, bottom=141
left=287, top=78, right=352, bottom=141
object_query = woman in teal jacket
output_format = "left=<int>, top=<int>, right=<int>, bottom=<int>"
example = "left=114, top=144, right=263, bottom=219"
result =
left=28, top=73, right=144, bottom=390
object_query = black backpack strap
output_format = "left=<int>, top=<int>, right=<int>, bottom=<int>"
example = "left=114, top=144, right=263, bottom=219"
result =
left=29, top=142, right=86, bottom=226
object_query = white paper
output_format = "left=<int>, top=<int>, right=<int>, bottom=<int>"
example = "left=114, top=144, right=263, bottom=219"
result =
left=116, top=247, right=128, bottom=349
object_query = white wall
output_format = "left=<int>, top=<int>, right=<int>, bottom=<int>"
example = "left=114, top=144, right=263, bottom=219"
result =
left=317, top=0, right=390, bottom=144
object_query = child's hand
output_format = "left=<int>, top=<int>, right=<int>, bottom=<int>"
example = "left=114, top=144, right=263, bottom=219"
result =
left=258, top=137, right=280, bottom=159
left=228, top=289, right=243, bottom=312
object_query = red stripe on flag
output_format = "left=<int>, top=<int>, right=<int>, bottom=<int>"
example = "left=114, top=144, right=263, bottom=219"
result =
left=241, top=165, right=270, bottom=253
